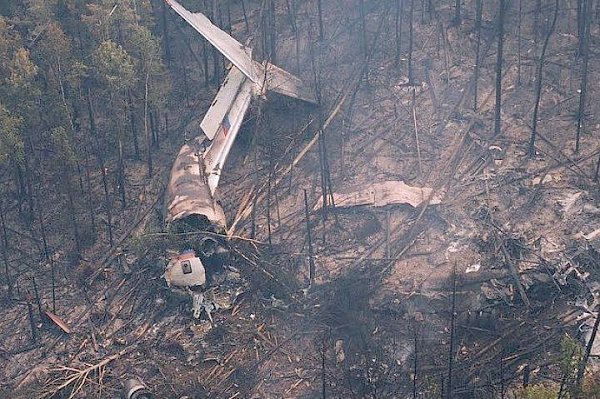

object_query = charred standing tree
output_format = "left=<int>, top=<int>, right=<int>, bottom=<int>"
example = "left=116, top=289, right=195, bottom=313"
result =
left=359, top=0, right=368, bottom=60
left=161, top=0, right=172, bottom=66
left=0, top=195, right=11, bottom=298
left=575, top=0, right=591, bottom=153
left=446, top=262, right=457, bottom=399
left=528, top=0, right=559, bottom=157
left=577, top=0, right=586, bottom=56
left=534, top=0, right=542, bottom=44
left=269, top=0, right=277, bottom=63
left=493, top=0, right=506, bottom=138
left=98, top=157, right=114, bottom=248
left=473, top=0, right=483, bottom=110
left=317, top=0, right=324, bottom=40
left=395, top=0, right=404, bottom=67
left=517, top=0, right=523, bottom=86
left=454, top=0, right=461, bottom=25
left=408, top=0, right=415, bottom=84
left=127, top=90, right=140, bottom=160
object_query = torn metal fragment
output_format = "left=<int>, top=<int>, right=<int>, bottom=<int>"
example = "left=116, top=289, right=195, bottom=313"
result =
left=163, top=250, right=206, bottom=288
left=191, top=291, right=220, bottom=320
left=315, top=180, right=441, bottom=210
left=123, top=378, right=153, bottom=399
left=44, top=310, right=71, bottom=334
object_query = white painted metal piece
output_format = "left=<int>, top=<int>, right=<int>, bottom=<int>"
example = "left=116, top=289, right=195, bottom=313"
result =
left=165, top=0, right=259, bottom=83
left=201, top=67, right=247, bottom=140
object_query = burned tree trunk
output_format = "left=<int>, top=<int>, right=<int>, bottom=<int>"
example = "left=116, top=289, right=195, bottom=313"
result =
left=304, top=189, right=315, bottom=285
left=0, top=195, right=11, bottom=298
left=493, top=0, right=506, bottom=138
left=528, top=0, right=559, bottom=157
left=454, top=0, right=461, bottom=25
left=473, top=0, right=482, bottom=110
left=99, top=158, right=114, bottom=248
left=446, top=262, right=457, bottom=398
left=517, top=0, right=523, bottom=86
left=575, top=0, right=591, bottom=153
left=395, top=0, right=404, bottom=67
left=317, top=0, right=324, bottom=40
left=408, top=0, right=415, bottom=84
left=127, top=90, right=139, bottom=160
left=161, top=0, right=172, bottom=66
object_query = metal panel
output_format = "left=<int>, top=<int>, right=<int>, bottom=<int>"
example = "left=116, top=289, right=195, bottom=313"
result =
left=200, top=67, right=247, bottom=140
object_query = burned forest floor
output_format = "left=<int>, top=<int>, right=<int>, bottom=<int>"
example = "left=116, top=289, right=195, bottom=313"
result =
left=2, top=0, right=600, bottom=398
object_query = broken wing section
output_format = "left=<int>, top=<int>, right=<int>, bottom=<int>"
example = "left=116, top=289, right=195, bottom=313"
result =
left=165, top=135, right=227, bottom=229
left=164, top=0, right=316, bottom=104
left=202, top=76, right=254, bottom=196
left=165, top=0, right=259, bottom=83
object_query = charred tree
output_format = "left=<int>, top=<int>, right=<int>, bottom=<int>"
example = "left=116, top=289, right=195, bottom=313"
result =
left=576, top=310, right=600, bottom=394
left=473, top=0, right=483, bottom=110
left=359, top=0, right=368, bottom=60
left=446, top=262, right=457, bottom=398
left=269, top=0, right=277, bottom=63
left=453, top=0, right=461, bottom=25
left=127, top=90, right=140, bottom=159
left=304, top=189, right=315, bottom=285
left=99, top=158, right=114, bottom=248
left=517, top=0, right=523, bottom=86
left=493, top=0, right=506, bottom=138
left=317, top=0, right=324, bottom=40
left=528, top=0, right=559, bottom=157
left=408, top=0, right=415, bottom=84
left=161, top=0, right=172, bottom=66
left=0, top=196, right=11, bottom=298
left=534, top=0, right=542, bottom=44
left=395, top=0, right=404, bottom=67
left=575, top=0, right=591, bottom=153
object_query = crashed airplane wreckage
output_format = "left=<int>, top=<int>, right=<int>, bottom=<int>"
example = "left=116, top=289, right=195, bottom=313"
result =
left=162, top=0, right=316, bottom=317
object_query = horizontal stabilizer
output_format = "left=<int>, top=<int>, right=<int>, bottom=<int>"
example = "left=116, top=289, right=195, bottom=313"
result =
left=266, top=63, right=317, bottom=104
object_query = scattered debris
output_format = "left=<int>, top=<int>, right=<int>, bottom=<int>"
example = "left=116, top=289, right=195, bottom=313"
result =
left=465, top=264, right=481, bottom=273
left=531, top=173, right=560, bottom=185
left=44, top=311, right=71, bottom=334
left=191, top=292, right=220, bottom=321
left=481, top=279, right=514, bottom=302
left=580, top=227, right=600, bottom=242
left=557, top=191, right=584, bottom=216
left=123, top=377, right=153, bottom=399
left=335, top=340, right=345, bottom=365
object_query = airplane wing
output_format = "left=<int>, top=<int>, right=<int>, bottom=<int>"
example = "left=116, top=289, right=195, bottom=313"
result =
left=201, top=67, right=254, bottom=196
left=165, top=0, right=317, bottom=104
left=165, top=0, right=259, bottom=83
